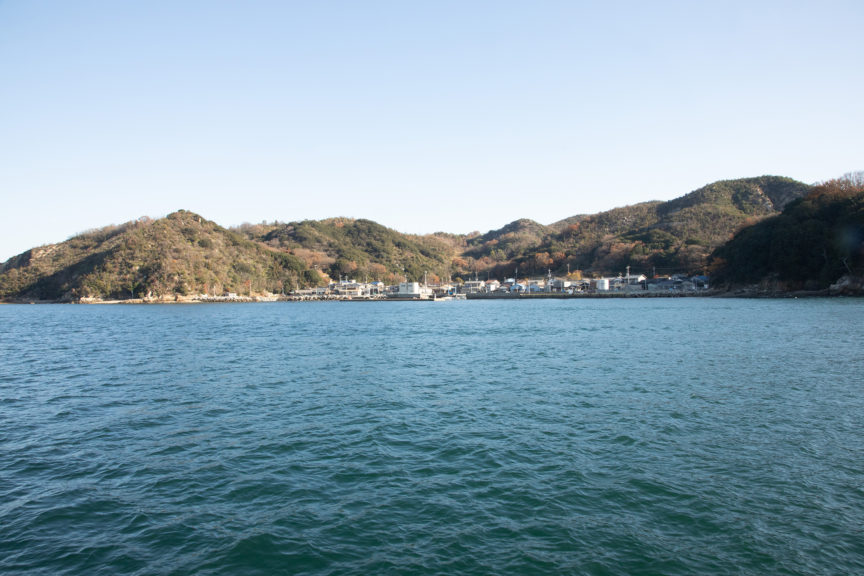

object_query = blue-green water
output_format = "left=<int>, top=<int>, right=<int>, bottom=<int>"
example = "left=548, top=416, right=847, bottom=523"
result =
left=1, top=299, right=862, bottom=575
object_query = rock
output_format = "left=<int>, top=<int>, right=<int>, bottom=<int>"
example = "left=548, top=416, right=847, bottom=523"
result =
left=829, top=275, right=864, bottom=295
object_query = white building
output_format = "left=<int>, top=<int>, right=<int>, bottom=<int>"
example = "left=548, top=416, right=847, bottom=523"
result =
left=393, top=282, right=434, bottom=299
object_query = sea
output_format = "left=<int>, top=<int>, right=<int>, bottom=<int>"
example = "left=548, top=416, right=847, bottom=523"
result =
left=1, top=298, right=862, bottom=575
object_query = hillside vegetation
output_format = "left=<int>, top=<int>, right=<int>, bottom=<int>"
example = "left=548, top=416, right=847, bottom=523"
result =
left=235, top=218, right=458, bottom=284
left=709, top=174, right=864, bottom=291
left=0, top=175, right=823, bottom=301
left=0, top=211, right=320, bottom=301
left=461, top=176, right=811, bottom=278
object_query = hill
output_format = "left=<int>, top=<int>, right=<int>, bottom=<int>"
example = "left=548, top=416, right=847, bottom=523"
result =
left=462, top=176, right=812, bottom=278
left=0, top=175, right=820, bottom=301
left=455, top=219, right=553, bottom=279
left=708, top=174, right=864, bottom=292
left=0, top=211, right=320, bottom=301
left=234, top=218, right=458, bottom=284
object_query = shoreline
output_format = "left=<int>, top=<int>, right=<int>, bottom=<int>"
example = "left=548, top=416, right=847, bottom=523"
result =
left=3, top=289, right=860, bottom=305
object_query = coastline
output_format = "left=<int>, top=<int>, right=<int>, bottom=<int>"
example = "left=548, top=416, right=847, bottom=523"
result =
left=3, top=288, right=861, bottom=304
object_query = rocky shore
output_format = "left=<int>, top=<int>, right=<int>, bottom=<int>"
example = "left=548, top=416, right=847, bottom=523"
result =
left=712, top=275, right=864, bottom=298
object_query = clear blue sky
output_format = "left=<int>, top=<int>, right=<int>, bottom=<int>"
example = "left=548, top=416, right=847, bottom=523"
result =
left=1, top=0, right=862, bottom=261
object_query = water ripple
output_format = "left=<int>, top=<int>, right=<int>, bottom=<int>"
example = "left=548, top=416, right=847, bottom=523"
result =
left=1, top=300, right=863, bottom=575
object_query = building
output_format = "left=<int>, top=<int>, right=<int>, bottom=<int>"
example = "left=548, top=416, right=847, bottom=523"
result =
left=462, top=280, right=486, bottom=294
left=392, top=282, right=434, bottom=299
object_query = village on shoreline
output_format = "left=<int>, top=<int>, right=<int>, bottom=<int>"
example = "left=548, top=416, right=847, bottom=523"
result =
left=281, top=272, right=710, bottom=302
left=7, top=271, right=860, bottom=305
left=62, top=273, right=708, bottom=304
left=7, top=271, right=861, bottom=303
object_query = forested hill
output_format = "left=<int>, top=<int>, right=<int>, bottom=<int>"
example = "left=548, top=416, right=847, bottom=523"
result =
left=709, top=175, right=864, bottom=292
left=0, top=175, right=820, bottom=301
left=0, top=211, right=321, bottom=301
left=233, top=218, right=460, bottom=285
left=460, top=176, right=812, bottom=279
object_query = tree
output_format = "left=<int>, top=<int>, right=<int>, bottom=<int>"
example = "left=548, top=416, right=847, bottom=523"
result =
left=709, top=174, right=864, bottom=288
left=368, top=263, right=387, bottom=281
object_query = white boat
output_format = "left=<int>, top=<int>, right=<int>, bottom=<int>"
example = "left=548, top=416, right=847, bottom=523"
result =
left=432, top=293, right=466, bottom=301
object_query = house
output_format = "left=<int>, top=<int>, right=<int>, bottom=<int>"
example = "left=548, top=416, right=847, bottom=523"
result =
left=622, top=274, right=648, bottom=292
left=334, top=282, right=364, bottom=297
left=430, top=283, right=455, bottom=297
left=647, top=275, right=699, bottom=292
left=392, top=282, right=434, bottom=299
left=691, top=275, right=710, bottom=289
left=331, top=280, right=364, bottom=296
left=462, top=280, right=486, bottom=294
left=593, top=274, right=648, bottom=292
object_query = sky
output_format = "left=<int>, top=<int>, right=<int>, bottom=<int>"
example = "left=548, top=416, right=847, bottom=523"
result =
left=1, top=0, right=862, bottom=261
